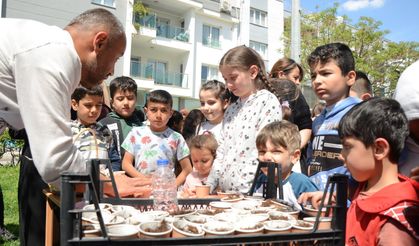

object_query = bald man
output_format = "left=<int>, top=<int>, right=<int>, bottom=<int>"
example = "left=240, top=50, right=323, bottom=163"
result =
left=0, top=8, right=126, bottom=183
left=0, top=8, right=126, bottom=245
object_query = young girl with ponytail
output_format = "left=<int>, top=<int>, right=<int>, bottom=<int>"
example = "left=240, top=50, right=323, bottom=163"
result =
left=206, top=45, right=282, bottom=193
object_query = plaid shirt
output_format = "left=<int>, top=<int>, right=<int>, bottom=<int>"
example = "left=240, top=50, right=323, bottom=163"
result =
left=71, top=120, right=113, bottom=162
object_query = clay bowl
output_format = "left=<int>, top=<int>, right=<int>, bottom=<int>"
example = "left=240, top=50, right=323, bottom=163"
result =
left=303, top=205, right=328, bottom=217
left=234, top=220, right=264, bottom=235
left=263, top=220, right=292, bottom=234
left=195, top=185, right=211, bottom=198
left=202, top=221, right=235, bottom=237
left=107, top=224, right=139, bottom=239
left=138, top=221, right=172, bottom=238
left=291, top=220, right=314, bottom=233
left=172, top=219, right=205, bottom=238
left=268, top=210, right=297, bottom=223
left=183, top=214, right=207, bottom=226
left=303, top=217, right=332, bottom=230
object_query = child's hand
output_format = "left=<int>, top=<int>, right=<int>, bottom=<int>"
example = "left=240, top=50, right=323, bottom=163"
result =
left=298, top=191, right=325, bottom=209
left=181, top=187, right=197, bottom=198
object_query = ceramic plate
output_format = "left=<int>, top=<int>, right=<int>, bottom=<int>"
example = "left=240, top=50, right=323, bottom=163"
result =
left=209, top=201, right=232, bottom=209
left=107, top=224, right=139, bottom=238
left=220, top=194, right=244, bottom=202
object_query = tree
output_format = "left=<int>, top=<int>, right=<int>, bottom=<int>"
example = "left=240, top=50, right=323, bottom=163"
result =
left=283, top=3, right=419, bottom=96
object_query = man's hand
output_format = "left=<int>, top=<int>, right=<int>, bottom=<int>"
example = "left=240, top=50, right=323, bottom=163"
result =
left=104, top=174, right=152, bottom=198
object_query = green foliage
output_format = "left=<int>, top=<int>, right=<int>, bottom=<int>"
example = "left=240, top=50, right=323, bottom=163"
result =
left=283, top=3, right=419, bottom=96
left=0, top=165, right=19, bottom=245
left=133, top=1, right=148, bottom=31
left=0, top=129, right=10, bottom=143
left=0, top=129, right=24, bottom=155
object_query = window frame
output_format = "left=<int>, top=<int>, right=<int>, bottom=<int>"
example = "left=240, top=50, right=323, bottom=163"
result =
left=250, top=8, right=267, bottom=27
left=202, top=24, right=221, bottom=48
left=201, top=64, right=219, bottom=84
left=92, top=0, right=115, bottom=8
left=249, top=40, right=268, bottom=59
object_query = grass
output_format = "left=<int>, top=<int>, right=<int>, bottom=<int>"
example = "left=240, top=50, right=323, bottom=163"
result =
left=0, top=165, right=20, bottom=246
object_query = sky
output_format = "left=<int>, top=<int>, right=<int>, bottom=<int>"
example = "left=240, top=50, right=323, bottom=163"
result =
left=284, top=0, right=419, bottom=43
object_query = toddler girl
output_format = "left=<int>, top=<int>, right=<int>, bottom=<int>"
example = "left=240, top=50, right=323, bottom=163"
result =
left=182, top=133, right=218, bottom=197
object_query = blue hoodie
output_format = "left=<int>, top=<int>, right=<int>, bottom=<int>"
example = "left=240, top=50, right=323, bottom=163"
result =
left=307, top=96, right=361, bottom=190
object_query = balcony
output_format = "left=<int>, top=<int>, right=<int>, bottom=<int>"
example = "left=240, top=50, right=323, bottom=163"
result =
left=157, top=24, right=189, bottom=42
left=130, top=60, right=189, bottom=89
left=134, top=14, right=189, bottom=43
left=137, top=13, right=156, bottom=29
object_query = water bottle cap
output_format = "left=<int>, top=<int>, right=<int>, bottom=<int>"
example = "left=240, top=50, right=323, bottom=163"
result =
left=157, top=159, right=170, bottom=166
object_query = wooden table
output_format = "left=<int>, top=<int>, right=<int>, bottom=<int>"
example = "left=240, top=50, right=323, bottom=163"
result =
left=43, top=189, right=60, bottom=246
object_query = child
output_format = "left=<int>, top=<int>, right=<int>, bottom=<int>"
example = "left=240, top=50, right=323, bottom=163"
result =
left=270, top=58, right=312, bottom=150
left=269, top=78, right=299, bottom=121
left=270, top=58, right=312, bottom=175
left=181, top=109, right=205, bottom=142
left=182, top=133, right=218, bottom=196
left=167, top=110, right=183, bottom=133
left=206, top=45, right=282, bottom=193
left=311, top=101, right=326, bottom=120
left=270, top=57, right=304, bottom=85
left=121, top=90, right=192, bottom=186
left=197, top=80, right=230, bottom=143
left=99, top=76, right=143, bottom=171
left=71, top=86, right=152, bottom=198
left=70, top=86, right=118, bottom=163
left=300, top=98, right=418, bottom=245
left=307, top=43, right=361, bottom=190
left=256, top=120, right=318, bottom=209
left=393, top=60, right=419, bottom=179
left=349, top=70, right=373, bottom=100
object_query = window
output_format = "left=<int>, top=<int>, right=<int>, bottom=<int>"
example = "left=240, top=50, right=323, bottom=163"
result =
left=249, top=41, right=268, bottom=59
left=201, top=65, right=219, bottom=83
left=202, top=25, right=220, bottom=48
left=146, top=59, right=168, bottom=84
left=250, top=8, right=267, bottom=27
left=92, top=0, right=115, bottom=8
left=130, top=57, right=141, bottom=77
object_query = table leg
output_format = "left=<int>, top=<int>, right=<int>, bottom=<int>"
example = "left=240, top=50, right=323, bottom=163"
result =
left=45, top=197, right=54, bottom=246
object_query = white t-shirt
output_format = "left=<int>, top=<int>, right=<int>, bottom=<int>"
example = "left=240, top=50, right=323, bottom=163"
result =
left=197, top=121, right=223, bottom=143
left=0, top=18, right=84, bottom=184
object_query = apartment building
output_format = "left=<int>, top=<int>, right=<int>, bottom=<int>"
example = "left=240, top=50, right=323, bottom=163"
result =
left=1, top=0, right=284, bottom=110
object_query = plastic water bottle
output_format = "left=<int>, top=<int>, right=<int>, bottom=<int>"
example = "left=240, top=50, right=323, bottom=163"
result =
left=152, top=159, right=178, bottom=212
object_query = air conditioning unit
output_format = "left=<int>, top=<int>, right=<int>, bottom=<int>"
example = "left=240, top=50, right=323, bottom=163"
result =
left=220, top=0, right=232, bottom=15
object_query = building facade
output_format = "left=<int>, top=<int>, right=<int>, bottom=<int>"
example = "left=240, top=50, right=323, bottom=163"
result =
left=2, top=0, right=284, bottom=110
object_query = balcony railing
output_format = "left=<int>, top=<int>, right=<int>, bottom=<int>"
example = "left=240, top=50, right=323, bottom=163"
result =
left=157, top=24, right=189, bottom=42
left=136, top=13, right=156, bottom=29
left=203, top=39, right=221, bottom=48
left=130, top=60, right=188, bottom=88
left=133, top=13, right=189, bottom=42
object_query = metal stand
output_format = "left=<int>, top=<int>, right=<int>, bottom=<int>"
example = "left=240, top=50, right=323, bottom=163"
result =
left=60, top=159, right=110, bottom=245
left=247, top=161, right=283, bottom=199
left=60, top=159, right=348, bottom=245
